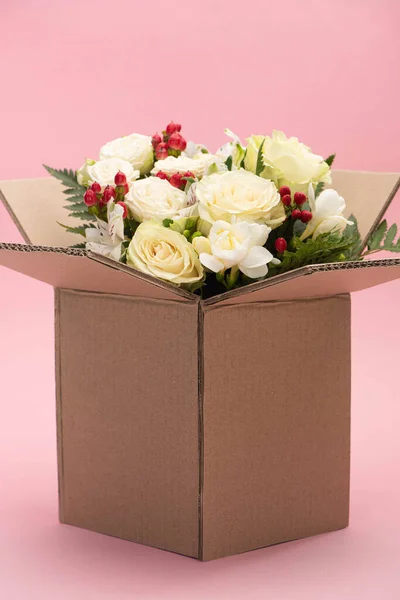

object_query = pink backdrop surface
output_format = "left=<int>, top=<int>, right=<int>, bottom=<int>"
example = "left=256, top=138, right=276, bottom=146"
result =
left=1, top=1, right=400, bottom=598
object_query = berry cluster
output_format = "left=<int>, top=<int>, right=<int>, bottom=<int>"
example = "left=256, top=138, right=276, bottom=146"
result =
left=84, top=171, right=129, bottom=218
left=155, top=170, right=195, bottom=191
left=279, top=186, right=312, bottom=224
left=152, top=121, right=187, bottom=160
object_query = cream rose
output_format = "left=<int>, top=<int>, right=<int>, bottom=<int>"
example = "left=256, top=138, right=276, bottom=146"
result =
left=151, top=154, right=225, bottom=179
left=196, top=169, right=285, bottom=228
left=125, top=177, right=196, bottom=223
left=192, top=220, right=275, bottom=279
left=127, top=221, right=204, bottom=286
left=245, top=130, right=332, bottom=193
left=300, top=184, right=353, bottom=241
left=100, top=133, right=154, bottom=175
left=80, top=158, right=140, bottom=189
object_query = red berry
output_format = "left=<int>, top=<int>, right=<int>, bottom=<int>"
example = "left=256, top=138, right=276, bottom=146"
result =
left=279, top=186, right=291, bottom=197
left=166, top=121, right=181, bottom=135
left=123, top=182, right=129, bottom=195
left=170, top=173, right=183, bottom=188
left=91, top=182, right=101, bottom=193
left=300, top=210, right=313, bottom=223
left=168, top=132, right=186, bottom=150
left=102, top=185, right=116, bottom=204
left=116, top=201, right=128, bottom=219
left=114, top=170, right=127, bottom=186
left=183, top=171, right=195, bottom=179
left=155, top=142, right=169, bottom=160
left=274, top=237, right=288, bottom=253
left=84, top=188, right=97, bottom=207
left=151, top=133, right=162, bottom=148
left=291, top=208, right=302, bottom=220
left=155, top=171, right=169, bottom=180
left=281, top=194, right=292, bottom=207
left=294, top=191, right=307, bottom=206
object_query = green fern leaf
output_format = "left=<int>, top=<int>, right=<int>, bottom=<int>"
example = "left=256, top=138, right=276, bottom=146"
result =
left=255, top=139, right=265, bottom=176
left=385, top=223, right=398, bottom=246
left=368, top=220, right=388, bottom=250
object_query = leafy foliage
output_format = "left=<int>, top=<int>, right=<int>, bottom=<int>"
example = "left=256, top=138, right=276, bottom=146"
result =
left=314, top=153, right=336, bottom=198
left=363, top=220, right=400, bottom=256
left=225, top=155, right=233, bottom=171
left=255, top=139, right=265, bottom=176
left=325, top=153, right=336, bottom=167
left=43, top=165, right=95, bottom=223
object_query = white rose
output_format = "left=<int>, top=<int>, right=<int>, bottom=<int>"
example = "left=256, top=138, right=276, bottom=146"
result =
left=85, top=158, right=140, bottom=188
left=100, top=133, right=154, bottom=175
left=124, top=177, right=196, bottom=223
left=196, top=169, right=285, bottom=228
left=151, top=154, right=225, bottom=179
left=192, top=220, right=275, bottom=279
left=76, top=158, right=96, bottom=186
left=300, top=184, right=353, bottom=241
left=245, top=130, right=332, bottom=193
left=85, top=201, right=125, bottom=262
left=127, top=221, right=203, bottom=286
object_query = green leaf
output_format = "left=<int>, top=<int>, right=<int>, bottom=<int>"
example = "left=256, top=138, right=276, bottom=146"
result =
left=63, top=203, right=87, bottom=213
left=325, top=153, right=336, bottom=167
left=57, top=222, right=88, bottom=237
left=225, top=155, right=233, bottom=171
left=255, top=139, right=265, bottom=177
left=385, top=223, right=398, bottom=246
left=68, top=212, right=96, bottom=221
left=368, top=219, right=388, bottom=250
left=163, top=218, right=174, bottom=228
left=315, top=182, right=325, bottom=197
left=43, top=165, right=84, bottom=191
left=363, top=219, right=400, bottom=256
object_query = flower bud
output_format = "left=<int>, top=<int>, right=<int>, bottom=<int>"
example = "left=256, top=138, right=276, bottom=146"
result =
left=281, top=194, right=292, bottom=207
left=155, top=142, right=169, bottom=160
left=274, top=237, right=287, bottom=253
left=91, top=182, right=101, bottom=193
left=168, top=132, right=186, bottom=151
left=84, top=188, right=97, bottom=207
left=102, top=185, right=116, bottom=204
left=116, top=201, right=128, bottom=219
left=114, top=170, right=127, bottom=186
left=294, top=191, right=307, bottom=206
left=279, top=186, right=291, bottom=197
left=170, top=173, right=183, bottom=189
left=151, top=133, right=162, bottom=148
left=291, top=208, right=302, bottom=220
left=300, top=210, right=313, bottom=223
left=166, top=121, right=181, bottom=135
left=155, top=171, right=169, bottom=180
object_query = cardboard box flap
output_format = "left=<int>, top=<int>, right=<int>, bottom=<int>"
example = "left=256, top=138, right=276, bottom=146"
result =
left=0, top=243, right=195, bottom=302
left=329, top=170, right=400, bottom=244
left=204, top=258, right=400, bottom=306
left=0, top=178, right=83, bottom=247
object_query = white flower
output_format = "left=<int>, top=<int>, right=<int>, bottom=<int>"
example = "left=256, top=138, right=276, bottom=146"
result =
left=127, top=221, right=203, bottom=286
left=245, top=130, right=332, bottom=193
left=300, top=184, right=353, bottom=240
left=81, top=158, right=140, bottom=189
left=192, top=220, right=275, bottom=279
left=182, top=141, right=209, bottom=158
left=85, top=201, right=125, bottom=261
left=216, top=129, right=246, bottom=169
left=124, top=177, right=197, bottom=223
left=151, top=154, right=225, bottom=179
left=196, top=169, right=285, bottom=228
left=99, top=133, right=154, bottom=175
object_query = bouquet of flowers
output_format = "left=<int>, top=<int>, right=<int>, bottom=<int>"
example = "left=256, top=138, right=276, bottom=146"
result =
left=45, top=122, right=400, bottom=298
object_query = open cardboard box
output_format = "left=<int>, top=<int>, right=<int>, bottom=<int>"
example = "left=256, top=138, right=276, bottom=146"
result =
left=1, top=171, right=400, bottom=561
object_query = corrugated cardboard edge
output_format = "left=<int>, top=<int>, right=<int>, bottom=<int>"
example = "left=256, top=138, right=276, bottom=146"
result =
left=0, top=188, right=32, bottom=244
left=197, top=302, right=205, bottom=560
left=362, top=175, right=400, bottom=248
left=203, top=257, right=400, bottom=307
left=54, top=288, right=65, bottom=523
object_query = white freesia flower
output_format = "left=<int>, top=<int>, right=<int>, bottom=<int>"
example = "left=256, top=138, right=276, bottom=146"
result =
left=196, top=169, right=285, bottom=228
left=192, top=220, right=275, bottom=279
left=300, top=184, right=353, bottom=240
left=85, top=201, right=125, bottom=261
left=82, top=158, right=140, bottom=188
left=127, top=221, right=203, bottom=286
left=125, top=177, right=197, bottom=223
left=216, top=129, right=246, bottom=169
left=182, top=141, right=209, bottom=158
left=245, top=130, right=332, bottom=193
left=151, top=154, right=226, bottom=179
left=100, top=133, right=154, bottom=175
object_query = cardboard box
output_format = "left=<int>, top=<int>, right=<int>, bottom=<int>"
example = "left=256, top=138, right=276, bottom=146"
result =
left=0, top=171, right=400, bottom=560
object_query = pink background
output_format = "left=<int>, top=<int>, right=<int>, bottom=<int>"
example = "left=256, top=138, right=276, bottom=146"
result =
left=1, top=0, right=400, bottom=598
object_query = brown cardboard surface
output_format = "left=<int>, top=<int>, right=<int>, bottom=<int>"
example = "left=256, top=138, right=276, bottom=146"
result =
left=0, top=177, right=82, bottom=246
left=329, top=170, right=400, bottom=244
left=201, top=295, right=351, bottom=560
left=204, top=258, right=400, bottom=306
left=0, top=243, right=194, bottom=302
left=56, top=289, right=200, bottom=557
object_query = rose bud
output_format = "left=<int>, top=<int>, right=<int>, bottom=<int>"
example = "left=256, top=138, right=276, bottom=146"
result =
left=291, top=208, right=302, bottom=220
left=151, top=133, right=162, bottom=148
left=91, top=182, right=101, bottom=193
left=170, top=173, right=183, bottom=188
left=300, top=210, right=313, bottom=223
left=116, top=201, right=128, bottom=219
left=114, top=170, right=127, bottom=186
left=166, top=121, right=182, bottom=134
left=168, top=132, right=186, bottom=150
left=155, top=142, right=169, bottom=160
left=279, top=186, right=291, bottom=197
left=274, top=237, right=288, bottom=253
left=281, top=194, right=292, bottom=207
left=84, top=188, right=97, bottom=207
left=294, top=191, right=307, bottom=206
left=102, top=185, right=116, bottom=204
left=155, top=171, right=169, bottom=180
